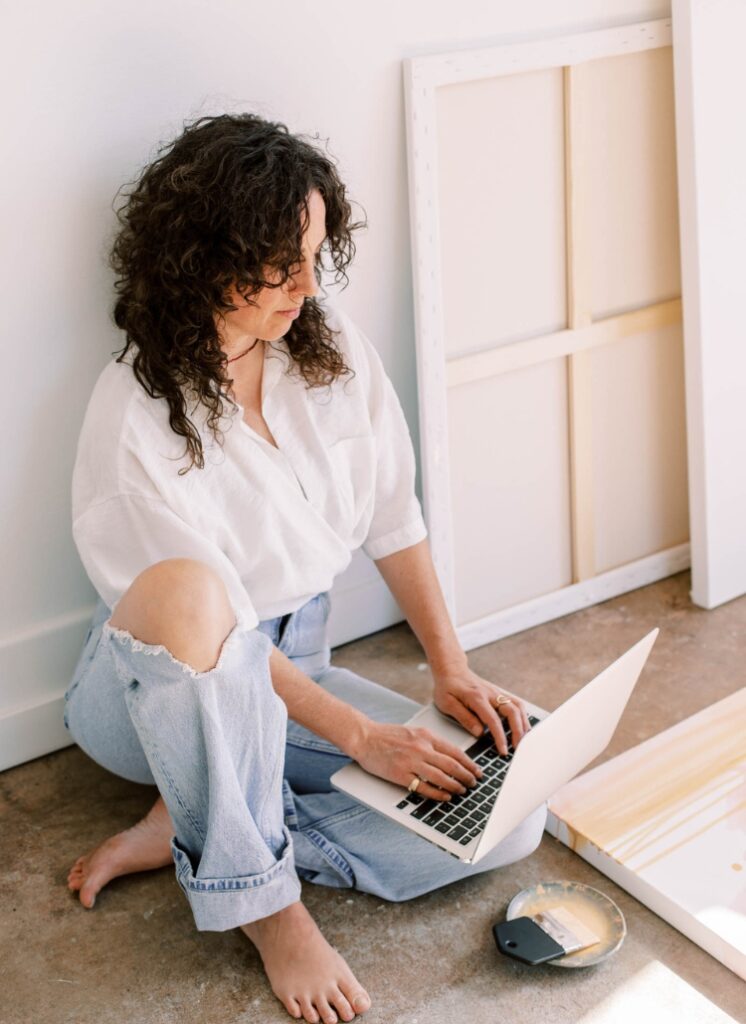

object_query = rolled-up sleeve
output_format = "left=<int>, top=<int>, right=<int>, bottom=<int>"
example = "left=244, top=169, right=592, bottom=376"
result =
left=72, top=492, right=260, bottom=629
left=352, top=325, right=428, bottom=561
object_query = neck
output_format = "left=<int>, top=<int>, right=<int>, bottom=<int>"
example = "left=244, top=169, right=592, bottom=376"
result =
left=222, top=335, right=265, bottom=404
left=223, top=334, right=260, bottom=362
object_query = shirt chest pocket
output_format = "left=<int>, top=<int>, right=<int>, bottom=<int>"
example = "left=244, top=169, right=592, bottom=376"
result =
left=325, top=434, right=377, bottom=520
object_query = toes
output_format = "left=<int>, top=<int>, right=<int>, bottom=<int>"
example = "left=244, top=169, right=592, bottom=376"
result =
left=298, top=998, right=320, bottom=1024
left=79, top=881, right=98, bottom=908
left=347, top=989, right=371, bottom=1015
left=68, top=866, right=85, bottom=892
left=330, top=990, right=355, bottom=1023
left=283, top=996, right=302, bottom=1020
left=315, top=997, right=337, bottom=1024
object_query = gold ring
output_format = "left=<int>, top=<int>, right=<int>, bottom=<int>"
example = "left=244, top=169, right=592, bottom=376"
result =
left=495, top=694, right=513, bottom=706
left=408, top=775, right=422, bottom=793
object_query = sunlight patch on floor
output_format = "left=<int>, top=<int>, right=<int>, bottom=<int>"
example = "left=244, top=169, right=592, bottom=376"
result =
left=576, top=960, right=738, bottom=1023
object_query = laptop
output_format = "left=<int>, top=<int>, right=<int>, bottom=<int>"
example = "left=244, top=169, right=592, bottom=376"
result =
left=331, top=628, right=659, bottom=863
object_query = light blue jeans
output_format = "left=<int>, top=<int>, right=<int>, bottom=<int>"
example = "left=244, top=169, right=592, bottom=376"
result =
left=63, top=590, right=547, bottom=932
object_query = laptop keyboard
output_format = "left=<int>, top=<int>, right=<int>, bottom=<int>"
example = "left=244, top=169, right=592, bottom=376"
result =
left=394, top=715, right=542, bottom=847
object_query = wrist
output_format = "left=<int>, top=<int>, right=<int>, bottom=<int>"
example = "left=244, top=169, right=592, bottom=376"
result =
left=429, top=647, right=469, bottom=682
left=339, top=710, right=375, bottom=761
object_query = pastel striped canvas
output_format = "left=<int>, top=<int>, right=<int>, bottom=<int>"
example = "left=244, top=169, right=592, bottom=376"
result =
left=546, top=687, right=746, bottom=979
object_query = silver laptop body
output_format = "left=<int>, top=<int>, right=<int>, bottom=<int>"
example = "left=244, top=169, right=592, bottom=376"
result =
left=330, top=628, right=659, bottom=863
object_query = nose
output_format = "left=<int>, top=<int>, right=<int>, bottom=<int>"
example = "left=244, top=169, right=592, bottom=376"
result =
left=289, top=258, right=318, bottom=299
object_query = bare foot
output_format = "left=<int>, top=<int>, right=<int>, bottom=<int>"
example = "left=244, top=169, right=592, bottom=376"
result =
left=67, top=795, right=174, bottom=908
left=241, top=901, right=371, bottom=1023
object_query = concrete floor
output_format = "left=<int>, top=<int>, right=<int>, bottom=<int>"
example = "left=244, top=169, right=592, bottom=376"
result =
left=2, top=570, right=744, bottom=1023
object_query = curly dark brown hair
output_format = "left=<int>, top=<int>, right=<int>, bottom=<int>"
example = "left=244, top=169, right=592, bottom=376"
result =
left=109, top=112, right=367, bottom=475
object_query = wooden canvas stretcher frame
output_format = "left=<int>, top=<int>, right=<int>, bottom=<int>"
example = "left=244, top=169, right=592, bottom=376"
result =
left=403, top=19, right=690, bottom=649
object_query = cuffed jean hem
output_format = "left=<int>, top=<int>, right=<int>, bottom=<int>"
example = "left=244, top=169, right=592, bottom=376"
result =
left=170, top=824, right=303, bottom=932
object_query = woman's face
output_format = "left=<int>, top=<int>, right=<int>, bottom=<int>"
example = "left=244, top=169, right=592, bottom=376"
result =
left=218, top=188, right=327, bottom=347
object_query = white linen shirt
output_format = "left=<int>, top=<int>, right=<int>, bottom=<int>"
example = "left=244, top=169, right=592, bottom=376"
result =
left=71, top=300, right=428, bottom=630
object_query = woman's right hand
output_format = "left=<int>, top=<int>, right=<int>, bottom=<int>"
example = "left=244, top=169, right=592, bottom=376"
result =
left=349, top=720, right=484, bottom=802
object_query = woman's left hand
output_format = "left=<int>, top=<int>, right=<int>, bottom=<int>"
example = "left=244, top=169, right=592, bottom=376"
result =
left=432, top=666, right=532, bottom=755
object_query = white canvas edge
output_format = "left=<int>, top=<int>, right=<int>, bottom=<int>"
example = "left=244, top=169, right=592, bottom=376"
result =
left=546, top=809, right=746, bottom=981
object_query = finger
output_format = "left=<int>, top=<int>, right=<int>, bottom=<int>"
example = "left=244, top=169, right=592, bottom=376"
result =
left=414, top=778, right=455, bottom=802
left=420, top=762, right=469, bottom=795
left=437, top=694, right=485, bottom=739
left=432, top=735, right=486, bottom=779
left=508, top=696, right=531, bottom=735
left=495, top=688, right=531, bottom=733
left=499, top=701, right=525, bottom=746
left=427, top=749, right=480, bottom=788
left=469, top=695, right=509, bottom=754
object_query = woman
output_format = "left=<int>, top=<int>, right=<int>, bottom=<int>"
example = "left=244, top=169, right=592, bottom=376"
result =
left=63, top=113, right=546, bottom=1024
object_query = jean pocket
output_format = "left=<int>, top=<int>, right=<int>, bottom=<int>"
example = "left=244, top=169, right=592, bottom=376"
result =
left=277, top=612, right=292, bottom=645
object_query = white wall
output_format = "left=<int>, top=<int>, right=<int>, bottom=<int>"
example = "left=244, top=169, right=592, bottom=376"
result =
left=672, top=0, right=746, bottom=609
left=0, top=0, right=670, bottom=770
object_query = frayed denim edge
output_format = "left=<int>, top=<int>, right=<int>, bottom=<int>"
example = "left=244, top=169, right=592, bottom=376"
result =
left=101, top=614, right=262, bottom=680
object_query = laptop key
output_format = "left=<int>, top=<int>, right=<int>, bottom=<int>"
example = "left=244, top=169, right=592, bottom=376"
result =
left=458, top=834, right=473, bottom=845
left=412, top=800, right=437, bottom=820
left=422, top=809, right=446, bottom=825
left=435, top=819, right=460, bottom=835
left=435, top=822, right=451, bottom=834
left=396, top=800, right=410, bottom=810
left=449, top=825, right=467, bottom=840
left=465, top=736, right=492, bottom=757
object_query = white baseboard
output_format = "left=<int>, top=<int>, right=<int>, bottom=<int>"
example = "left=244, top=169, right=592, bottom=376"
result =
left=0, top=545, right=690, bottom=774
left=0, top=558, right=403, bottom=774
left=0, top=605, right=94, bottom=773
left=0, top=695, right=73, bottom=774
left=457, top=544, right=691, bottom=651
